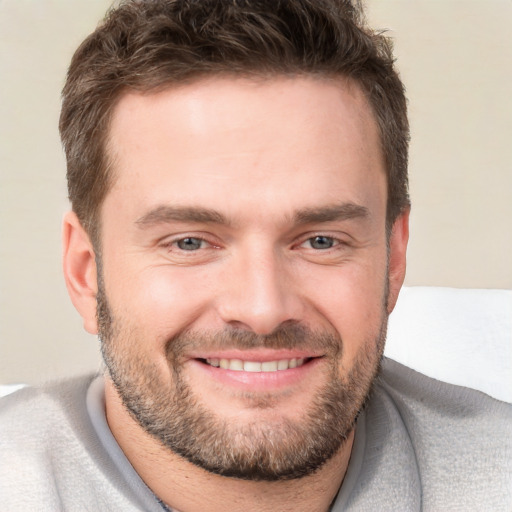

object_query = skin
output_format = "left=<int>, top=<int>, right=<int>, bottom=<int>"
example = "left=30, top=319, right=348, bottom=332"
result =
left=63, top=76, right=409, bottom=511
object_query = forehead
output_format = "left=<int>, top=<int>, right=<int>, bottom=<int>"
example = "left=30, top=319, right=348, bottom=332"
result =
left=104, top=76, right=385, bottom=224
left=109, top=75, right=380, bottom=154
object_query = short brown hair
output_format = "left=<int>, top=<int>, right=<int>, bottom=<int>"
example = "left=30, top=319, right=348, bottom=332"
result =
left=60, top=0, right=409, bottom=244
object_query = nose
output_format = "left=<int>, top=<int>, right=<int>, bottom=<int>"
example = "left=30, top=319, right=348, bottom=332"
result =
left=216, top=245, right=303, bottom=335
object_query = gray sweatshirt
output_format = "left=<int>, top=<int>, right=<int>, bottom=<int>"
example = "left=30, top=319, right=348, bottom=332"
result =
left=1, top=358, right=510, bottom=511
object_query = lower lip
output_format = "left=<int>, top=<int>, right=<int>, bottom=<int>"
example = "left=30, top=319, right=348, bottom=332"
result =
left=188, top=357, right=322, bottom=392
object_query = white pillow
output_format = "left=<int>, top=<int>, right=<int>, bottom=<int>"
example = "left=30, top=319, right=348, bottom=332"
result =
left=0, top=384, right=26, bottom=398
left=385, top=286, right=512, bottom=402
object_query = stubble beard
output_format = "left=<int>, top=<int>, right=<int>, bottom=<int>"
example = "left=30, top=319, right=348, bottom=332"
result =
left=97, top=279, right=387, bottom=482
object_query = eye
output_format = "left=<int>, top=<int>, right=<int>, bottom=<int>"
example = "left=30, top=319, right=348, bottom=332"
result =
left=175, top=237, right=205, bottom=251
left=305, top=236, right=337, bottom=250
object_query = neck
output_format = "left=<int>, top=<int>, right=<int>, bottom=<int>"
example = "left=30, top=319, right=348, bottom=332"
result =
left=105, top=381, right=354, bottom=512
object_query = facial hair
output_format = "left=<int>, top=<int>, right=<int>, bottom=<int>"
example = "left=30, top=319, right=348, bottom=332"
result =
left=97, top=277, right=387, bottom=481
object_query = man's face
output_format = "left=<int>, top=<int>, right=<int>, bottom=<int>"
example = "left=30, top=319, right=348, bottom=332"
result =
left=94, top=77, right=404, bottom=480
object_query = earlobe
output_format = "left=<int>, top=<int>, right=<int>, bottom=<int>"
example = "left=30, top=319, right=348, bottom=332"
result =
left=62, top=211, right=99, bottom=334
left=387, top=208, right=410, bottom=314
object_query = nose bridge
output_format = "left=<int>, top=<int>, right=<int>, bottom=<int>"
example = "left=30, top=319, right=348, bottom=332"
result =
left=217, top=240, right=300, bottom=334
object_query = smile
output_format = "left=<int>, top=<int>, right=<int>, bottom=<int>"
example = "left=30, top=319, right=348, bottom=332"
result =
left=204, top=357, right=309, bottom=372
left=191, top=355, right=322, bottom=391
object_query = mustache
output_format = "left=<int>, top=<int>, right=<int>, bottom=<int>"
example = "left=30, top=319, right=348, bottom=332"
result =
left=166, top=322, right=343, bottom=358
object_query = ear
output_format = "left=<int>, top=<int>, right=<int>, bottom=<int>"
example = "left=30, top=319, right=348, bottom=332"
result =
left=62, top=211, right=99, bottom=334
left=387, top=208, right=410, bottom=314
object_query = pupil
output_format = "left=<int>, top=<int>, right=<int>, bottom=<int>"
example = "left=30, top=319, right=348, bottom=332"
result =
left=311, top=236, right=333, bottom=249
left=178, top=238, right=201, bottom=250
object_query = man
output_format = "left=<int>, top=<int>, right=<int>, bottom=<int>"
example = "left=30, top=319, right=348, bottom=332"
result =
left=0, top=0, right=510, bottom=510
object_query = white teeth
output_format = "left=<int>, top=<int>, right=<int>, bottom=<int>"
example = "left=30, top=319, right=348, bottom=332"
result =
left=261, top=361, right=278, bottom=372
left=244, top=361, right=262, bottom=372
left=205, top=357, right=307, bottom=372
left=277, top=359, right=289, bottom=370
left=230, top=359, right=244, bottom=371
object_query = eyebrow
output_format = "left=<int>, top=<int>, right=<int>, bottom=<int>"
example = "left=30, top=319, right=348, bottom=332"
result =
left=135, top=206, right=229, bottom=227
left=135, top=202, right=370, bottom=229
left=293, top=202, right=370, bottom=225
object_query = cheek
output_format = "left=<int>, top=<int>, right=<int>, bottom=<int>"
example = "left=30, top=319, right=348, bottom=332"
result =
left=301, top=257, right=388, bottom=361
left=108, top=266, right=216, bottom=335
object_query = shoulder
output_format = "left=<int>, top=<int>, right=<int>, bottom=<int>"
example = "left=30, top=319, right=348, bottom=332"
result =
left=0, top=373, right=99, bottom=462
left=0, top=373, right=97, bottom=437
left=0, top=374, right=156, bottom=510
left=377, top=357, right=512, bottom=422
left=0, top=374, right=99, bottom=506
left=371, top=358, right=512, bottom=509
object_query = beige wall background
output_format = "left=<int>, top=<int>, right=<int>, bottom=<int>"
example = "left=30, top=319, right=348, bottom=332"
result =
left=1, top=0, right=511, bottom=385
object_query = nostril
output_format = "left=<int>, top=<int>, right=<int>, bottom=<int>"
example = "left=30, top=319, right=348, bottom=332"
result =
left=226, top=320, right=253, bottom=332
